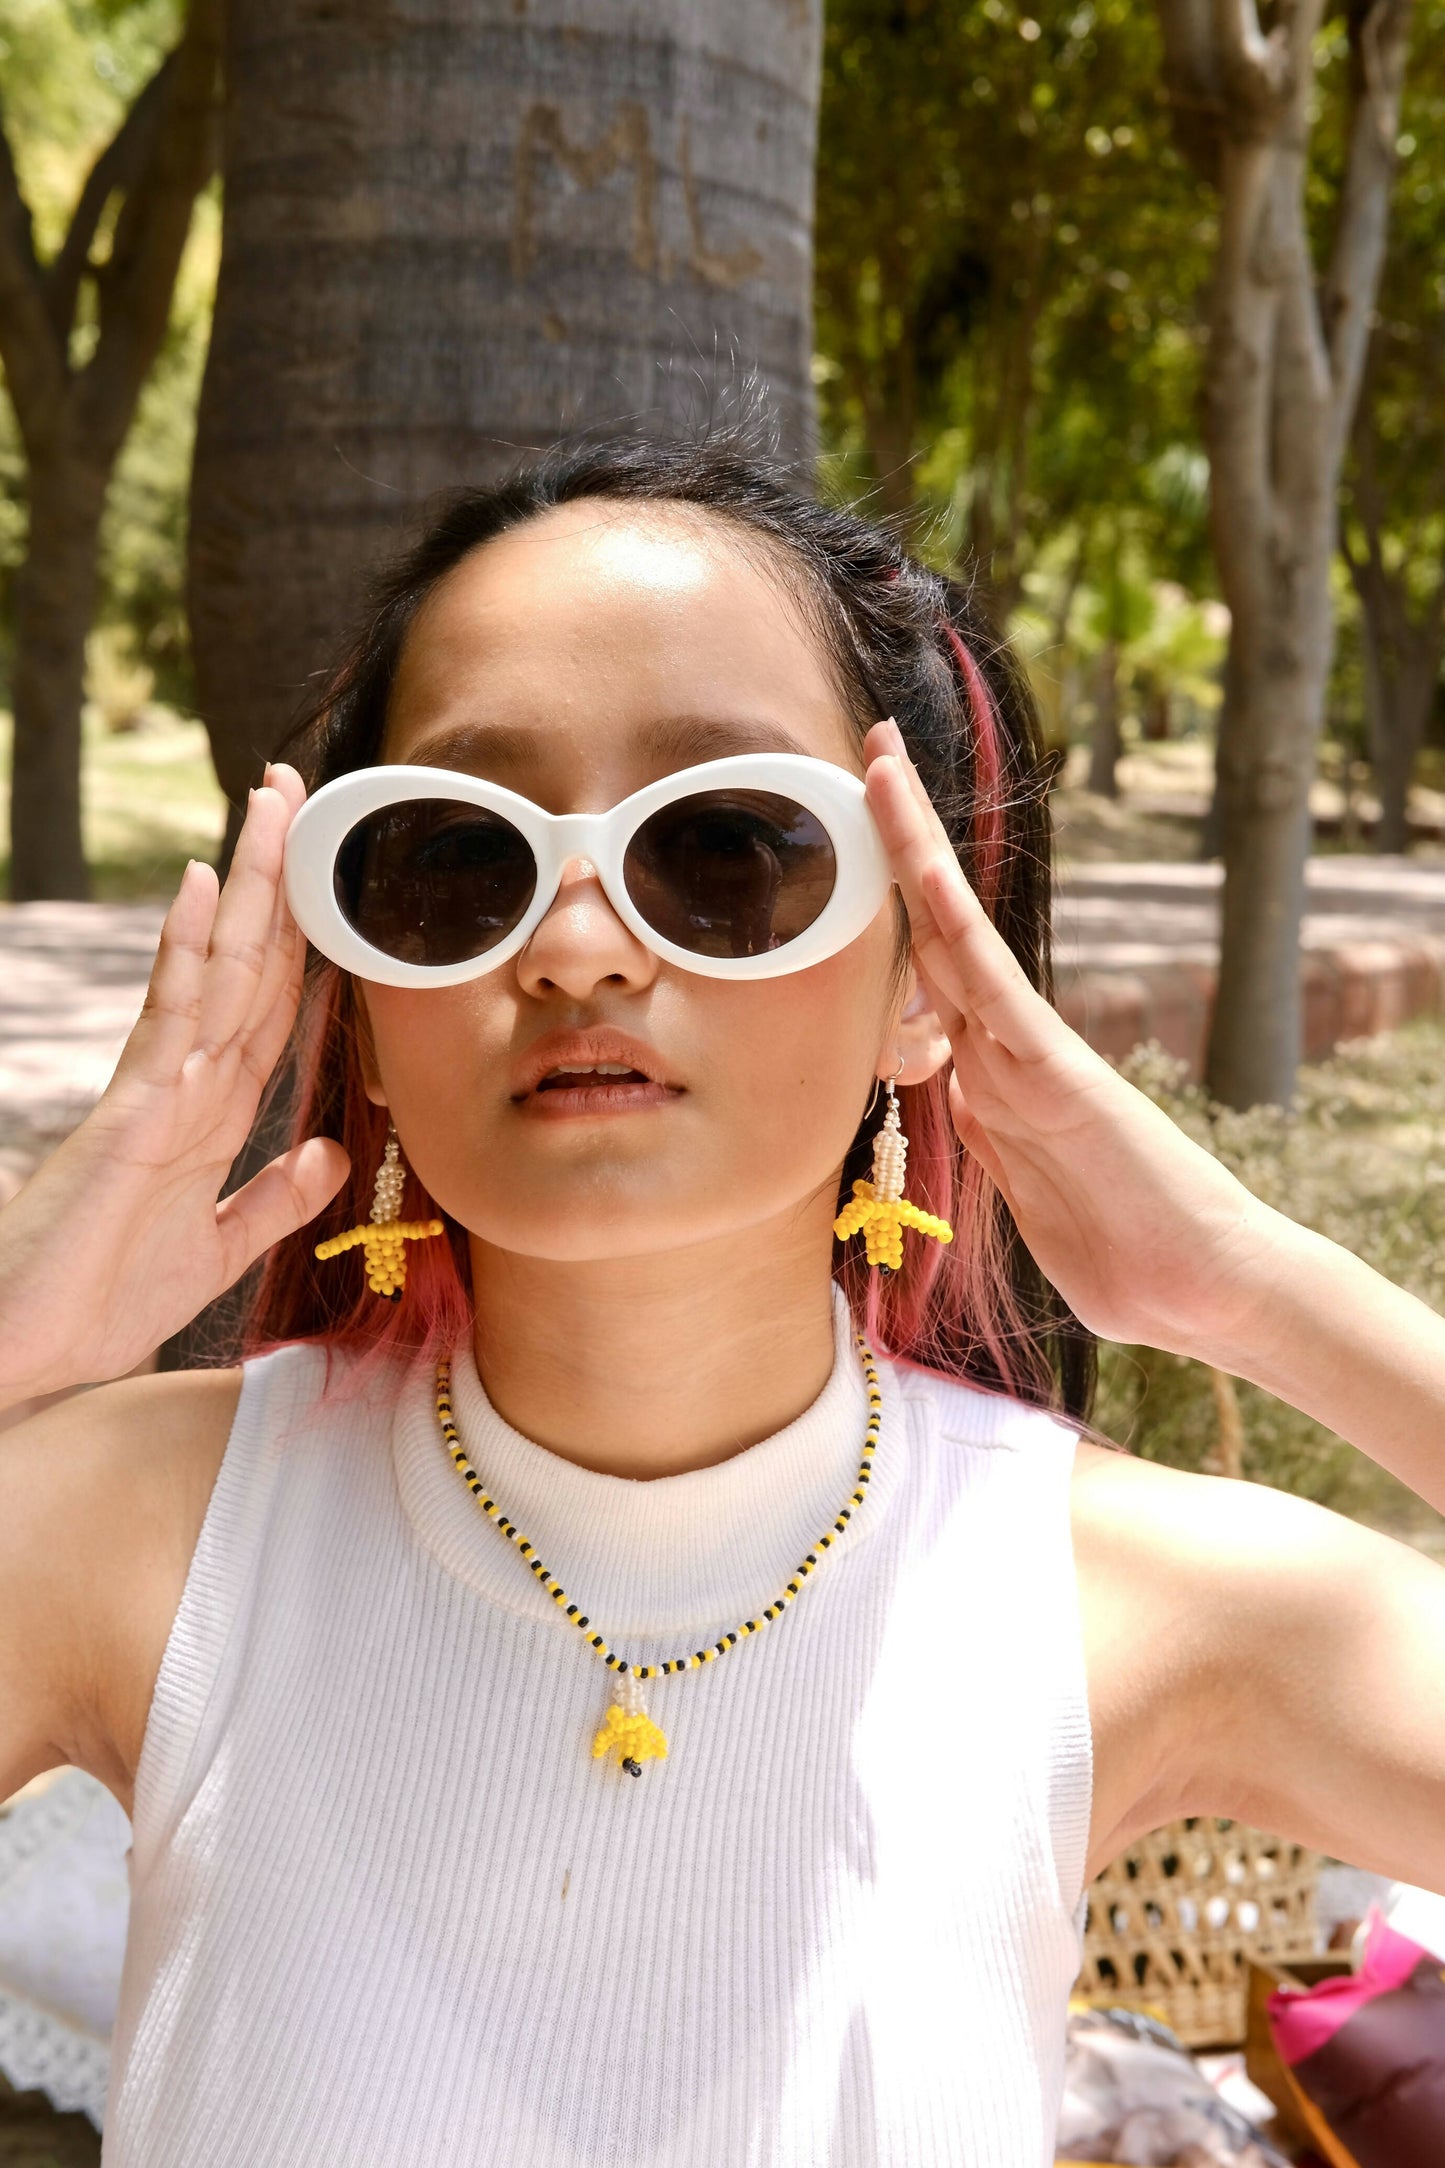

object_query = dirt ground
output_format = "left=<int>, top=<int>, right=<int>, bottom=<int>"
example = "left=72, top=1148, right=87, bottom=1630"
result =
left=0, top=2079, right=99, bottom=2167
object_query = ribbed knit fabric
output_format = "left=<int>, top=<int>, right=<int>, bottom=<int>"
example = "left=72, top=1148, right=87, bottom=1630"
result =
left=102, top=1282, right=1093, bottom=2166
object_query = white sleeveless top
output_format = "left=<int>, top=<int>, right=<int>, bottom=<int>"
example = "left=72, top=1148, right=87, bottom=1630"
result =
left=103, top=1284, right=1093, bottom=2166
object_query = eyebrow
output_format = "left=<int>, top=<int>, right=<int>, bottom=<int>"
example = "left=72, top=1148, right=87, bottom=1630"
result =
left=402, top=712, right=817, bottom=773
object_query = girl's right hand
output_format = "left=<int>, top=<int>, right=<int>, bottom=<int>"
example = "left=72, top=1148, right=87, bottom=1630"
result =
left=864, top=719, right=1279, bottom=1369
left=0, top=765, right=350, bottom=1410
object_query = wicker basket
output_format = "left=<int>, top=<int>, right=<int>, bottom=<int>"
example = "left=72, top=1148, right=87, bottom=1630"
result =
left=1070, top=1817, right=1326, bottom=2049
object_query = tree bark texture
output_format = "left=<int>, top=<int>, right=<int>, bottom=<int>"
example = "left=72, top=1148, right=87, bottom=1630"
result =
left=1343, top=396, right=1445, bottom=853
left=9, top=455, right=108, bottom=897
left=1353, top=553, right=1444, bottom=851
left=0, top=0, right=221, bottom=899
left=1159, top=0, right=1414, bottom=1107
left=189, top=0, right=824, bottom=847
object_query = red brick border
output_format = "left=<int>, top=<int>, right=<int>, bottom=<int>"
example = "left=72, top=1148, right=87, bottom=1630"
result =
left=1057, top=936, right=1445, bottom=1080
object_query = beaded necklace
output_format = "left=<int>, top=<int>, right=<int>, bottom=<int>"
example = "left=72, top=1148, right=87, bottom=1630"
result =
left=433, top=1333, right=883, bottom=1777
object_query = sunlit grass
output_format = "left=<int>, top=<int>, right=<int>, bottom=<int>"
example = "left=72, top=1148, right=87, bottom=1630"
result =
left=0, top=705, right=227, bottom=902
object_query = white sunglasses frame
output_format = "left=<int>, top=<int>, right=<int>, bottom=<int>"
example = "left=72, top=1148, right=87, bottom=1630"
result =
left=283, top=752, right=898, bottom=987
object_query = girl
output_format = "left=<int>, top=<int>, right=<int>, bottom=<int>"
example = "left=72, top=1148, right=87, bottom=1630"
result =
left=3, top=431, right=1444, bottom=2167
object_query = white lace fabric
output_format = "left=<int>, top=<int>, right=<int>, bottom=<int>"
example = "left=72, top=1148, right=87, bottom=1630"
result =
left=0, top=1767, right=132, bottom=2128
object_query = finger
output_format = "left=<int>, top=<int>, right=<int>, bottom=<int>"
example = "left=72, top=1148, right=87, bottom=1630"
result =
left=238, top=859, right=305, bottom=1052
left=114, top=859, right=221, bottom=1089
left=237, top=923, right=309, bottom=1093
left=193, top=784, right=297, bottom=1058
left=908, top=943, right=965, bottom=1045
left=917, top=856, right=1059, bottom=1063
left=866, top=754, right=952, bottom=939
left=868, top=727, right=1087, bottom=1069
left=214, top=1135, right=352, bottom=1286
left=235, top=764, right=310, bottom=1045
left=261, top=759, right=307, bottom=815
left=866, top=755, right=1002, bottom=1024
left=946, top=1072, right=1012, bottom=1198
left=867, top=717, right=952, bottom=840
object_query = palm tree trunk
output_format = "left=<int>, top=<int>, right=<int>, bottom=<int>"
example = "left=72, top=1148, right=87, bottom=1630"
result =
left=189, top=0, right=825, bottom=848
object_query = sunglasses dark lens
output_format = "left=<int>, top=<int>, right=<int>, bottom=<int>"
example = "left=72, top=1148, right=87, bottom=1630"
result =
left=334, top=800, right=537, bottom=966
left=623, top=790, right=836, bottom=959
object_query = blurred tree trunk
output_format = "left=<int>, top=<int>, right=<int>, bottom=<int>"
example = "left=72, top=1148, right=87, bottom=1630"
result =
left=0, top=0, right=221, bottom=900
left=7, top=458, right=106, bottom=900
left=1354, top=564, right=1444, bottom=852
left=190, top=0, right=824, bottom=865
left=1158, top=0, right=1414, bottom=1108
left=1342, top=388, right=1445, bottom=854
left=964, top=275, right=1047, bottom=622
left=1088, top=640, right=1122, bottom=799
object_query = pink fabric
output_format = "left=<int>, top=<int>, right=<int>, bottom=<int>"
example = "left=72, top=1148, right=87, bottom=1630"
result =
left=1267, top=1907, right=1431, bottom=2063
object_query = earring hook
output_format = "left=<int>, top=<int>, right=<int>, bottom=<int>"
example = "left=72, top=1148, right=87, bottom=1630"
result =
left=861, top=1049, right=905, bottom=1126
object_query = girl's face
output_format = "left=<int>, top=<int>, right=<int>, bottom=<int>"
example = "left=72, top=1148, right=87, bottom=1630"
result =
left=358, top=497, right=921, bottom=1267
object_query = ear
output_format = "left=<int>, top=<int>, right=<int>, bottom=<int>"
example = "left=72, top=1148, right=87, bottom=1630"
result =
left=882, top=967, right=952, bottom=1089
left=352, top=984, right=391, bottom=1109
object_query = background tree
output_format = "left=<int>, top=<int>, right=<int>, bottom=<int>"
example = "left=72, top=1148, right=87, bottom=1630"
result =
left=0, top=0, right=219, bottom=899
left=1157, top=0, right=1415, bottom=1109
left=1338, top=0, right=1445, bottom=850
left=816, top=0, right=1209, bottom=619
left=189, top=0, right=825, bottom=866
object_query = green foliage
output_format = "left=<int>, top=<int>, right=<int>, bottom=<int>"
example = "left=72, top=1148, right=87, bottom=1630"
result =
left=0, top=0, right=183, bottom=252
left=816, top=0, right=1445, bottom=801
left=0, top=0, right=214, bottom=712
left=1343, top=4, right=1445, bottom=708
left=1095, top=1026, right=1445, bottom=1556
left=816, top=0, right=1218, bottom=771
left=816, top=5, right=1212, bottom=546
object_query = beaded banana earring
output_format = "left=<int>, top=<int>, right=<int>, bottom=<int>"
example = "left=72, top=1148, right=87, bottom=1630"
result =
left=314, top=1118, right=444, bottom=1301
left=833, top=1057, right=954, bottom=1274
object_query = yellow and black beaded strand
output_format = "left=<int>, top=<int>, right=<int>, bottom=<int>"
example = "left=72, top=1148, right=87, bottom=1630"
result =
left=434, top=1336, right=883, bottom=1777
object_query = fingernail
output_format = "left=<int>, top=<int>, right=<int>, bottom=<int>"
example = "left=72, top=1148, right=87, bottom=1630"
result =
left=247, top=787, right=256, bottom=806
left=262, top=762, right=275, bottom=787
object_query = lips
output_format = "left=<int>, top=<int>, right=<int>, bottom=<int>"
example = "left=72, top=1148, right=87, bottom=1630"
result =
left=510, top=1028, right=681, bottom=1103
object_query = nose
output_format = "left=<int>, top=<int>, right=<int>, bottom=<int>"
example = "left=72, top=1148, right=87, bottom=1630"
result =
left=514, top=853, right=658, bottom=999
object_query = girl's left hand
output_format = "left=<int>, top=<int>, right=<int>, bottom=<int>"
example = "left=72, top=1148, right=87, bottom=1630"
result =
left=862, top=718, right=1293, bottom=1368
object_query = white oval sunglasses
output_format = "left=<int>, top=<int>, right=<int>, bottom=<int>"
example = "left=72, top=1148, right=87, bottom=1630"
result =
left=282, top=752, right=897, bottom=987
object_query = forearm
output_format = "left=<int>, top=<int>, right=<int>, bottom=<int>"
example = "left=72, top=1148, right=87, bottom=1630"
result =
left=1200, top=1212, right=1445, bottom=1517
left=0, top=1151, right=94, bottom=1412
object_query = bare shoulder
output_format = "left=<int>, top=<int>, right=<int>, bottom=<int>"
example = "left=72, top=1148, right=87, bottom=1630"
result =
left=0, top=1366, right=241, bottom=1817
left=1069, top=1430, right=1445, bottom=1893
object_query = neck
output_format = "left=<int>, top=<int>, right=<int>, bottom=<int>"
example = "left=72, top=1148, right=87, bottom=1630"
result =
left=467, top=1226, right=841, bottom=1480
